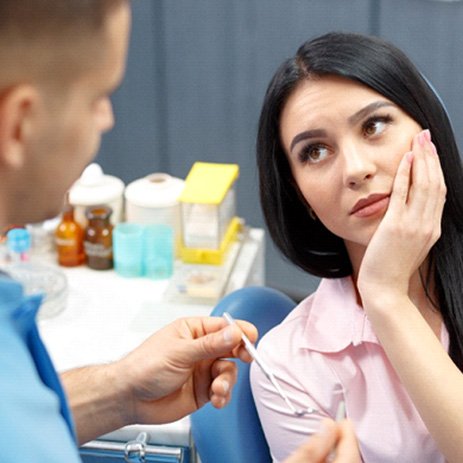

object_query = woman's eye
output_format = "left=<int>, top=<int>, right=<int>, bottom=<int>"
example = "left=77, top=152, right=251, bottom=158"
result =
left=299, top=144, right=329, bottom=164
left=362, top=115, right=392, bottom=137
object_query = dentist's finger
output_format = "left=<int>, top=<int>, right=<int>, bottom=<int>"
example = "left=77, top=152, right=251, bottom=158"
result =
left=209, top=359, right=238, bottom=408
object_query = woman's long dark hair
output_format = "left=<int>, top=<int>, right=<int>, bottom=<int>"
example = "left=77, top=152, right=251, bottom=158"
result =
left=257, top=32, right=463, bottom=371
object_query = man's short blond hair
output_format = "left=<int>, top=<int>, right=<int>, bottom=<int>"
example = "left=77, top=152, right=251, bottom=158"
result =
left=0, top=0, right=128, bottom=41
left=0, top=0, right=128, bottom=88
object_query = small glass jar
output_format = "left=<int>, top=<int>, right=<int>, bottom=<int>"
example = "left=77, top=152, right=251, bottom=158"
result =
left=55, top=203, right=85, bottom=267
left=84, top=205, right=113, bottom=270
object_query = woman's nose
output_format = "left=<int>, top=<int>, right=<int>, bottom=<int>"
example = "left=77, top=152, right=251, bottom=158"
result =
left=341, top=145, right=376, bottom=188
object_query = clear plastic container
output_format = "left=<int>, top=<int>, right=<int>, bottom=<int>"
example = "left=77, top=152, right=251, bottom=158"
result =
left=6, top=262, right=68, bottom=320
left=181, top=187, right=236, bottom=249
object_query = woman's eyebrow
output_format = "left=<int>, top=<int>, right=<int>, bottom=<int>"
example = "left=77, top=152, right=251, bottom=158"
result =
left=347, top=100, right=395, bottom=126
left=289, top=128, right=327, bottom=153
left=288, top=101, right=395, bottom=153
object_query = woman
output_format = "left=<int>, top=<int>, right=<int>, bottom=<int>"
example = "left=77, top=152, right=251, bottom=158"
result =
left=251, top=32, right=463, bottom=462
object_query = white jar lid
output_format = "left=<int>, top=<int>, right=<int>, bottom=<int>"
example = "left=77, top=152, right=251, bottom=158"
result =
left=69, top=163, right=125, bottom=206
left=125, top=173, right=185, bottom=208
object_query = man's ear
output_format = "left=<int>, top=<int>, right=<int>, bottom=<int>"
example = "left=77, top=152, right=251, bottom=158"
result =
left=0, top=84, right=40, bottom=170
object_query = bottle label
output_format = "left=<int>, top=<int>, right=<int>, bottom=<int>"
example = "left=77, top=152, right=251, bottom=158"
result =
left=56, top=237, right=77, bottom=247
left=84, top=241, right=112, bottom=258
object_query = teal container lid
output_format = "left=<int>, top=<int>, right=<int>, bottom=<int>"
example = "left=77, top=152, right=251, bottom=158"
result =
left=7, top=228, right=31, bottom=253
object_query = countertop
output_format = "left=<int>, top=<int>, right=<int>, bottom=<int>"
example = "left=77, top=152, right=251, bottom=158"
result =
left=39, top=228, right=264, bottom=447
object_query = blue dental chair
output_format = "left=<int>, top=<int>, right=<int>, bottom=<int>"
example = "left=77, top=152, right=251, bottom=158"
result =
left=190, top=286, right=297, bottom=463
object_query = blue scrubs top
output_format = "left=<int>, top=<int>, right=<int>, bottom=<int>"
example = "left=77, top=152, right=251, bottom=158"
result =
left=0, top=274, right=82, bottom=462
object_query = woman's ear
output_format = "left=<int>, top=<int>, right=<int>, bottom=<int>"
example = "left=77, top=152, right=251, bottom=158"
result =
left=0, top=84, right=40, bottom=170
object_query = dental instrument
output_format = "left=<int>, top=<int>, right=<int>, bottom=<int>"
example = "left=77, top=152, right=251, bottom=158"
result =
left=223, top=311, right=317, bottom=417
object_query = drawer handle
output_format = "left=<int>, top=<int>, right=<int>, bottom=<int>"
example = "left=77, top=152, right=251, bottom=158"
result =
left=124, top=431, right=148, bottom=463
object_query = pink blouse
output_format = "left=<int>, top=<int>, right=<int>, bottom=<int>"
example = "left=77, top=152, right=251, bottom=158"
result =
left=250, top=277, right=447, bottom=463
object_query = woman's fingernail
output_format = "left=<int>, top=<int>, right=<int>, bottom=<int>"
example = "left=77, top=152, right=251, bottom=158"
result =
left=417, top=132, right=425, bottom=147
left=423, top=129, right=431, bottom=142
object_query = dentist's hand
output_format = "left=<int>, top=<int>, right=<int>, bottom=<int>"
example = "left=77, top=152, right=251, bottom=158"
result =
left=284, top=419, right=361, bottom=463
left=116, top=316, right=258, bottom=425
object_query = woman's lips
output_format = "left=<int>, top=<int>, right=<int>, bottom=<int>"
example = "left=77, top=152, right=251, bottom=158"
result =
left=350, top=194, right=390, bottom=218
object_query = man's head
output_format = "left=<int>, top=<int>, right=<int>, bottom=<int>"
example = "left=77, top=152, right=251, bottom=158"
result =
left=0, top=0, right=131, bottom=225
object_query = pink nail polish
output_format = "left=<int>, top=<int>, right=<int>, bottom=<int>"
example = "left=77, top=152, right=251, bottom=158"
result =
left=417, top=132, right=425, bottom=147
left=423, top=129, right=431, bottom=142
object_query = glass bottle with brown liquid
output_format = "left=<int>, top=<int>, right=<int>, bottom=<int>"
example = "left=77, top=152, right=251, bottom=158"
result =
left=55, top=203, right=85, bottom=267
left=84, top=205, right=113, bottom=270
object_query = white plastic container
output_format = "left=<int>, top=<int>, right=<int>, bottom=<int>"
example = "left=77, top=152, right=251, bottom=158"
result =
left=124, top=173, right=185, bottom=254
left=69, top=163, right=125, bottom=227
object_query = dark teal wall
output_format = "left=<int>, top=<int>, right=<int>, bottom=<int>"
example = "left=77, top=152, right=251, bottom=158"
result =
left=96, top=0, right=463, bottom=299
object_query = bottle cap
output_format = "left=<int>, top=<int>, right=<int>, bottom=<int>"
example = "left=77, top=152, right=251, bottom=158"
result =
left=69, top=163, right=125, bottom=206
left=7, top=228, right=31, bottom=253
left=85, top=205, right=113, bottom=221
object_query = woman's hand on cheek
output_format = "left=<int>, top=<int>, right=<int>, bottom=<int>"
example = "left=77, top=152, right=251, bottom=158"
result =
left=357, top=129, right=446, bottom=304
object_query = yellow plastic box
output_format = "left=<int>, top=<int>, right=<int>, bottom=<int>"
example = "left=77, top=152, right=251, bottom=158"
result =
left=179, top=162, right=241, bottom=264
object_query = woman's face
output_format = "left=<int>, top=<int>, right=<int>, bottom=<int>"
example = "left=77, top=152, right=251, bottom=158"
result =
left=280, top=75, right=422, bottom=250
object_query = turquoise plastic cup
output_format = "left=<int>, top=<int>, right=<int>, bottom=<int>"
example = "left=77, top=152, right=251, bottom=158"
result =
left=143, top=224, right=174, bottom=280
left=113, top=223, right=144, bottom=277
